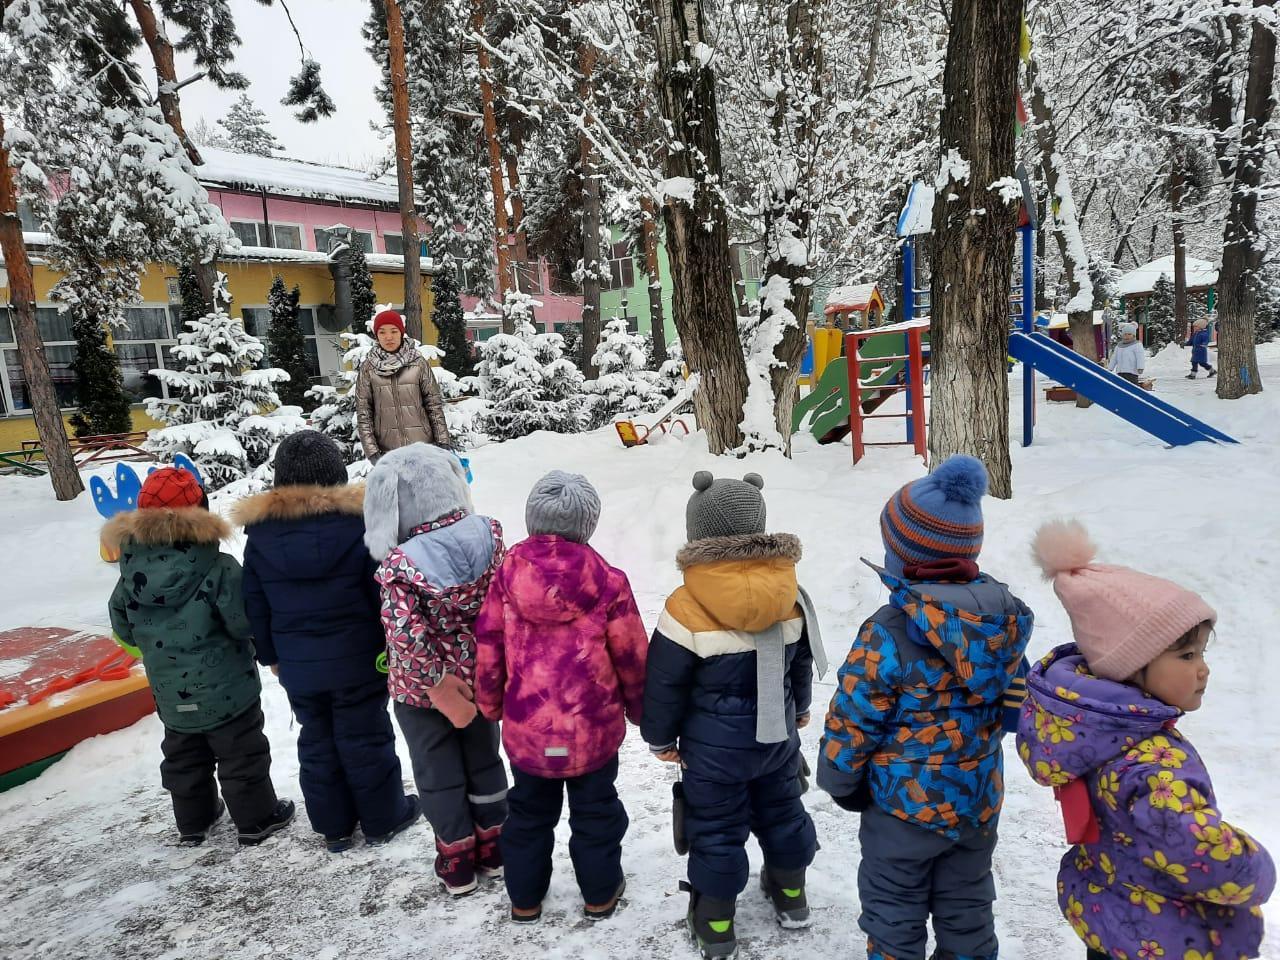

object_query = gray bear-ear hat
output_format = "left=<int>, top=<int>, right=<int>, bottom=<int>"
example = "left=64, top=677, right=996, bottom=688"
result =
left=363, top=443, right=473, bottom=560
left=685, top=470, right=766, bottom=542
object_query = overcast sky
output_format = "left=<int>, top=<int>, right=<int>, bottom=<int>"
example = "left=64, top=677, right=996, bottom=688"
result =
left=173, top=0, right=387, bottom=168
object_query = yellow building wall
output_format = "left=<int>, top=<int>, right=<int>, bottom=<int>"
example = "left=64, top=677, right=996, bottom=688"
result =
left=2, top=259, right=434, bottom=449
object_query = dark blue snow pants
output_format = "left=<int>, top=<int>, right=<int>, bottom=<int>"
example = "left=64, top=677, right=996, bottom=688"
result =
left=682, top=748, right=816, bottom=901
left=501, top=756, right=628, bottom=910
left=858, top=804, right=999, bottom=960
left=286, top=681, right=411, bottom=840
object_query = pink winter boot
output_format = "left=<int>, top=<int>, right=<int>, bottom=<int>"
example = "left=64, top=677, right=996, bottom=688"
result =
left=475, top=823, right=503, bottom=879
left=435, top=835, right=478, bottom=896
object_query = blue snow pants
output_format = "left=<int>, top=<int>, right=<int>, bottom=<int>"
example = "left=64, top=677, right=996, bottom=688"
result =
left=681, top=748, right=816, bottom=901
left=501, top=756, right=628, bottom=910
left=858, top=804, right=999, bottom=960
left=286, top=680, right=412, bottom=840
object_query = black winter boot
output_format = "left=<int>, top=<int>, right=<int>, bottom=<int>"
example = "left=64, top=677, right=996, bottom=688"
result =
left=760, top=865, right=811, bottom=929
left=682, top=882, right=737, bottom=960
left=179, top=798, right=225, bottom=845
left=237, top=798, right=296, bottom=846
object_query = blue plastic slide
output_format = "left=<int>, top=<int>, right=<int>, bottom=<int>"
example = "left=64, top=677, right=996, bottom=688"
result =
left=1008, top=332, right=1237, bottom=447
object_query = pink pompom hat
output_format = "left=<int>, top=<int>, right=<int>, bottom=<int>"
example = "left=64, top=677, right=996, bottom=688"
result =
left=1031, top=519, right=1216, bottom=682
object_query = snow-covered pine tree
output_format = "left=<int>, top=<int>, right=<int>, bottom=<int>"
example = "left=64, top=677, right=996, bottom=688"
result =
left=147, top=285, right=299, bottom=489
left=67, top=302, right=133, bottom=438
left=587, top=317, right=663, bottom=422
left=348, top=239, right=378, bottom=332
left=1253, top=263, right=1280, bottom=344
left=306, top=331, right=374, bottom=463
left=657, top=337, right=687, bottom=398
left=1146, top=275, right=1178, bottom=351
left=478, top=291, right=584, bottom=440
left=216, top=93, right=283, bottom=157
left=433, top=261, right=473, bottom=378
left=265, top=276, right=312, bottom=409
left=559, top=322, right=583, bottom=370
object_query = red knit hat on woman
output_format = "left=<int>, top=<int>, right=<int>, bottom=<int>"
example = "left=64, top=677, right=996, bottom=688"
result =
left=138, top=467, right=205, bottom=510
left=373, top=309, right=405, bottom=336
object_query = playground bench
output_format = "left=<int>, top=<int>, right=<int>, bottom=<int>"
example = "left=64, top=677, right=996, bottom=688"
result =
left=4, top=432, right=156, bottom=475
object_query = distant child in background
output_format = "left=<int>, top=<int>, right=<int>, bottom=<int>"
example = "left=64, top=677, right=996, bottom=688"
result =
left=106, top=467, right=294, bottom=846
left=1185, top=317, right=1216, bottom=378
left=475, top=471, right=649, bottom=924
left=364, top=443, right=509, bottom=896
left=643, top=471, right=823, bottom=960
left=1109, top=321, right=1146, bottom=385
left=235, top=431, right=418, bottom=854
left=817, top=455, right=1033, bottom=960
left=1020, top=520, right=1273, bottom=960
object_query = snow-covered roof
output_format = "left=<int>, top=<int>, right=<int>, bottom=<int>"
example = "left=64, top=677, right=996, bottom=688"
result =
left=224, top=244, right=440, bottom=274
left=825, top=283, right=882, bottom=313
left=1040, top=311, right=1105, bottom=329
left=1115, top=256, right=1218, bottom=297
left=197, top=146, right=400, bottom=206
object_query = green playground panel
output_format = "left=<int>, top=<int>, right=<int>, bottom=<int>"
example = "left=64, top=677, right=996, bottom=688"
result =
left=0, top=752, right=67, bottom=793
left=792, top=330, right=929, bottom=436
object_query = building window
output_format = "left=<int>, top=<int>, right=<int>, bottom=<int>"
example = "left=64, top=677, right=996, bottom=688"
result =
left=0, top=309, right=12, bottom=344
left=2, top=309, right=77, bottom=411
left=314, top=227, right=373, bottom=255
left=118, top=307, right=172, bottom=341
left=740, top=249, right=764, bottom=282
left=605, top=240, right=636, bottom=291
left=272, top=224, right=302, bottom=250
left=241, top=306, right=322, bottom=379
left=513, top=260, right=543, bottom=294
left=230, top=221, right=262, bottom=248
left=384, top=233, right=429, bottom=258
left=17, top=200, right=40, bottom=233
left=115, top=343, right=162, bottom=402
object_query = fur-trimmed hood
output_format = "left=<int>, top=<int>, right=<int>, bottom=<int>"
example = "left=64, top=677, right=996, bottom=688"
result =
left=231, top=483, right=364, bottom=527
left=676, top=532, right=802, bottom=571
left=103, top=507, right=229, bottom=550
left=671, top=532, right=802, bottom=633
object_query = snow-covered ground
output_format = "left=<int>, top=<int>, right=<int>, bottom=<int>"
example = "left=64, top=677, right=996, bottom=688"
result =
left=2, top=342, right=1279, bottom=960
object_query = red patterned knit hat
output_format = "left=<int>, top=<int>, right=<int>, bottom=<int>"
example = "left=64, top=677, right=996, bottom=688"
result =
left=138, top=467, right=204, bottom=510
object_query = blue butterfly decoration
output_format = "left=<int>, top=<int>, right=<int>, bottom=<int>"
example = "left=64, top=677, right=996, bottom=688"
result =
left=90, top=455, right=205, bottom=520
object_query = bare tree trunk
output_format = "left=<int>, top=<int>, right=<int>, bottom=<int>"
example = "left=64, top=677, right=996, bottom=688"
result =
left=127, top=0, right=218, bottom=312
left=1026, top=54, right=1097, bottom=408
left=1217, top=0, right=1275, bottom=399
left=649, top=0, right=750, bottom=454
left=1172, top=161, right=1189, bottom=343
left=758, top=0, right=824, bottom=453
left=1209, top=14, right=1242, bottom=181
left=472, top=1, right=512, bottom=328
left=0, top=116, right=83, bottom=501
left=127, top=0, right=202, bottom=166
left=640, top=195, right=668, bottom=368
left=928, top=0, right=1022, bottom=499
left=506, top=153, right=528, bottom=261
left=384, top=0, right=423, bottom=342
left=578, top=40, right=603, bottom=376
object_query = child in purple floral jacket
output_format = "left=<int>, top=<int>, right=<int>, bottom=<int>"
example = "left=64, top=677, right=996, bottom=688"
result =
left=1019, top=520, right=1274, bottom=960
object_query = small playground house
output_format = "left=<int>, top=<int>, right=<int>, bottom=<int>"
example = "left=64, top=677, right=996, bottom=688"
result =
left=1116, top=256, right=1217, bottom=329
left=823, top=284, right=886, bottom=330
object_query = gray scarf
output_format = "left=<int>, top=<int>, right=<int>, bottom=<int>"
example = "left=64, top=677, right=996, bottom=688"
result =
left=368, top=338, right=420, bottom=376
left=755, top=584, right=828, bottom=744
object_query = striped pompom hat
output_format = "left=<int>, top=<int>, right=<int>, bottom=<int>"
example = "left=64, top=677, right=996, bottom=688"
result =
left=880, top=455, right=988, bottom=577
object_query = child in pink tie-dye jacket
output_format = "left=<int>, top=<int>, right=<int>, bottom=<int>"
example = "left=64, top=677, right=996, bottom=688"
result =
left=475, top=471, right=649, bottom=924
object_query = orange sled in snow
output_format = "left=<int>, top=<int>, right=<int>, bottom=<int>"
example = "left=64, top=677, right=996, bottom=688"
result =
left=0, top=627, right=154, bottom=791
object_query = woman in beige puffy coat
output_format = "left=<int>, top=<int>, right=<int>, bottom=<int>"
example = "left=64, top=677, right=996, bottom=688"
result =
left=355, top=309, right=451, bottom=461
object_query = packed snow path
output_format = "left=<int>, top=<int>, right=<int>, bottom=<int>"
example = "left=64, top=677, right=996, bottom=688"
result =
left=2, top=344, right=1278, bottom=959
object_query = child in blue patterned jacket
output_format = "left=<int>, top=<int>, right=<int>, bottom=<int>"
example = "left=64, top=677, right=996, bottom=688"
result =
left=817, top=455, right=1034, bottom=960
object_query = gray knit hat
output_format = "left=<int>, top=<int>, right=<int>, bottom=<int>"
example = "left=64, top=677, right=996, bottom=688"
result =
left=273, top=430, right=348, bottom=487
left=685, top=470, right=766, bottom=541
left=526, top=470, right=601, bottom=543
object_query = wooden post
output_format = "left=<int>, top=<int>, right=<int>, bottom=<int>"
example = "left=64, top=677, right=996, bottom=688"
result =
left=505, top=153, right=528, bottom=261
left=640, top=195, right=667, bottom=367
left=578, top=38, right=603, bottom=376
left=472, top=1, right=512, bottom=327
left=0, top=115, right=83, bottom=501
left=384, top=0, right=423, bottom=342
left=846, top=332, right=864, bottom=464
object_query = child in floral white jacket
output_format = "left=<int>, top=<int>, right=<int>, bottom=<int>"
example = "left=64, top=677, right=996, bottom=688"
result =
left=365, top=443, right=508, bottom=897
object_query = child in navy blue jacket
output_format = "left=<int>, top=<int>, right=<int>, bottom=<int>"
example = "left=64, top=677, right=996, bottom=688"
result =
left=1185, top=318, right=1215, bottom=378
left=643, top=472, right=824, bottom=960
left=234, top=431, right=417, bottom=852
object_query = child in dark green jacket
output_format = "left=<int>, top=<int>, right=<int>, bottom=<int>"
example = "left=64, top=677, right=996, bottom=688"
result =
left=105, top=467, right=294, bottom=846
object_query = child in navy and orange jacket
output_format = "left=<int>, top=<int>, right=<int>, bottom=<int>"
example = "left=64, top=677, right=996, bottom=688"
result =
left=235, top=431, right=418, bottom=854
left=817, top=456, right=1034, bottom=960
left=642, top=471, right=824, bottom=960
